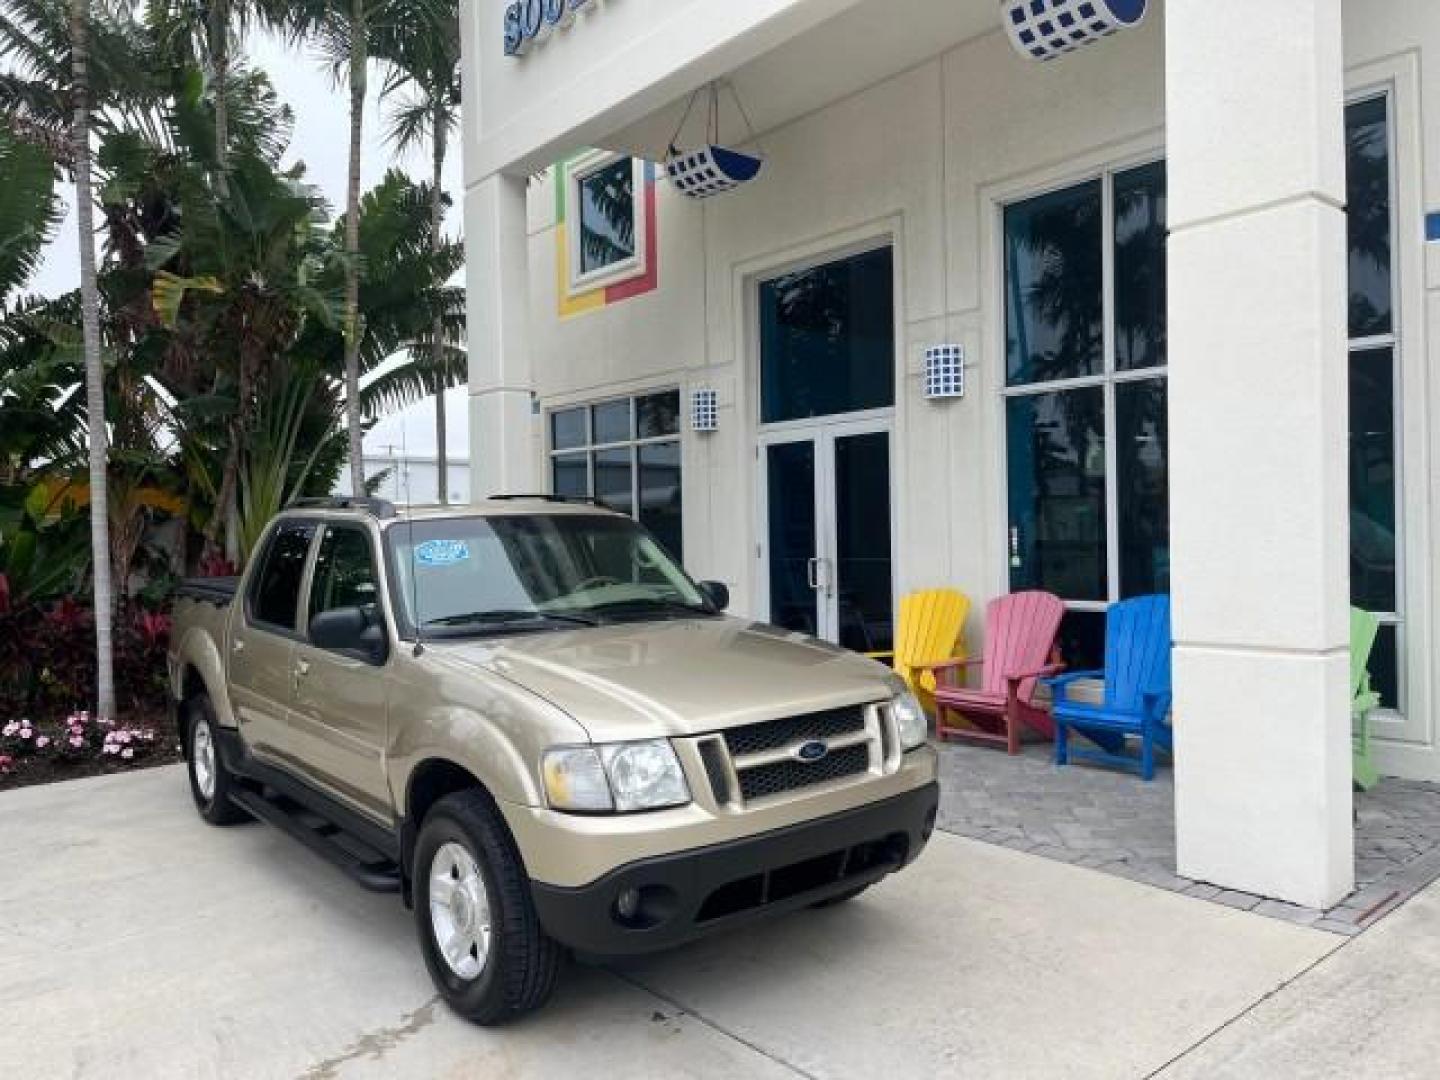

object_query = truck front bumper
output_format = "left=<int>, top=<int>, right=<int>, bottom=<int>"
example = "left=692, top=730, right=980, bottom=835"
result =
left=529, top=781, right=939, bottom=957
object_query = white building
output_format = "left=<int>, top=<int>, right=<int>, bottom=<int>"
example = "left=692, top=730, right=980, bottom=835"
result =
left=458, top=0, right=1439, bottom=909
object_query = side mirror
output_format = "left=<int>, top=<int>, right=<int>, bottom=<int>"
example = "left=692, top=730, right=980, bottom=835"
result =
left=699, top=581, right=730, bottom=612
left=310, top=606, right=388, bottom=663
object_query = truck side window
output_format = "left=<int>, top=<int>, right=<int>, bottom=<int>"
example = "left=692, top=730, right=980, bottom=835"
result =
left=249, top=522, right=316, bottom=631
left=309, top=527, right=380, bottom=625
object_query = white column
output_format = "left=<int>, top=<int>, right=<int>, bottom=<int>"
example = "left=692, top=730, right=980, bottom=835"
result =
left=466, top=171, right=536, bottom=501
left=1167, top=0, right=1353, bottom=909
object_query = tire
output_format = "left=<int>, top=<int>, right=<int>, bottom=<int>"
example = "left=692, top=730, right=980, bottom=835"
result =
left=811, top=884, right=869, bottom=909
left=414, top=789, right=563, bottom=1025
left=183, top=694, right=250, bottom=826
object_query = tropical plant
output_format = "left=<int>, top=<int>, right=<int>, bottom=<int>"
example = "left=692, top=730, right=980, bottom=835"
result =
left=376, top=0, right=459, bottom=500
left=0, top=131, right=63, bottom=305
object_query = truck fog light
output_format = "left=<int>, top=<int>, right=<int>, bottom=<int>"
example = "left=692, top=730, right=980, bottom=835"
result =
left=615, top=887, right=641, bottom=921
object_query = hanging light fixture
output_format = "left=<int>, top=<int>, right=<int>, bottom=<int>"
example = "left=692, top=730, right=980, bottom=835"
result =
left=1001, top=0, right=1149, bottom=63
left=665, top=82, right=765, bottom=200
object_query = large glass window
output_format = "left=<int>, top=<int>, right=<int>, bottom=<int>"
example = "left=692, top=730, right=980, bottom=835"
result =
left=1347, top=94, right=1401, bottom=708
left=1004, top=163, right=1168, bottom=667
left=759, top=246, right=895, bottom=424
left=548, top=391, right=684, bottom=561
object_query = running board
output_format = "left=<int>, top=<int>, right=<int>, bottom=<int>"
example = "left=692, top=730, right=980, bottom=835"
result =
left=230, top=787, right=402, bottom=894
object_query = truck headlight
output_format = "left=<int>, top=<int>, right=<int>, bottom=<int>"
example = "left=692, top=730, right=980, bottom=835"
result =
left=892, top=691, right=928, bottom=751
left=542, top=739, right=690, bottom=814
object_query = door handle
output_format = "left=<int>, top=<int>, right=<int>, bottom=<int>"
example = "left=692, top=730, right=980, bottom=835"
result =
left=292, top=659, right=310, bottom=692
left=232, top=639, right=245, bottom=654
left=806, top=558, right=820, bottom=591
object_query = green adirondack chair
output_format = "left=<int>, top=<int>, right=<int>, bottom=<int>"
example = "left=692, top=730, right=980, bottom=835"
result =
left=1352, top=607, right=1382, bottom=792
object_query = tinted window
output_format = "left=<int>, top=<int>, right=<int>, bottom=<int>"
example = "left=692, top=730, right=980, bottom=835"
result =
left=1005, top=180, right=1103, bottom=385
left=551, top=408, right=586, bottom=451
left=250, top=522, right=315, bottom=630
left=759, top=247, right=894, bottom=424
left=1114, top=162, right=1167, bottom=371
left=1350, top=346, right=1396, bottom=614
left=1116, top=378, right=1170, bottom=596
left=592, top=400, right=631, bottom=444
left=1006, top=388, right=1107, bottom=602
left=1347, top=96, right=1392, bottom=338
left=637, top=391, right=681, bottom=439
left=309, top=527, right=380, bottom=624
left=593, top=448, right=633, bottom=515
left=639, top=441, right=683, bottom=560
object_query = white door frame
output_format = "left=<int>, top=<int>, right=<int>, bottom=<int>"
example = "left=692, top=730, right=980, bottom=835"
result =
left=755, top=411, right=895, bottom=643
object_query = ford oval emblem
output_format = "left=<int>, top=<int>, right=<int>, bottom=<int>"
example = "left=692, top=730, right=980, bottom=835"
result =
left=796, top=740, right=829, bottom=764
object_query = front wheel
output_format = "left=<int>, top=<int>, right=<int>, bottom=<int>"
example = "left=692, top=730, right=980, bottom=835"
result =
left=414, top=790, right=563, bottom=1025
left=183, top=694, right=250, bottom=826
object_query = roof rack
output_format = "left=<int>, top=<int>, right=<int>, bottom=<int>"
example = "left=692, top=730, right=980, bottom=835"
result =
left=287, top=497, right=398, bottom=519
left=487, top=494, right=604, bottom=506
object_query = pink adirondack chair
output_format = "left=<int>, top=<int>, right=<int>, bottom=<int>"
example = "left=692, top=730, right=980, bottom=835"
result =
left=922, top=591, right=1066, bottom=755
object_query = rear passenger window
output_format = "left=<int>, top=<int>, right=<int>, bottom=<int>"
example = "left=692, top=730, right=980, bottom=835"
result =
left=249, top=522, right=316, bottom=630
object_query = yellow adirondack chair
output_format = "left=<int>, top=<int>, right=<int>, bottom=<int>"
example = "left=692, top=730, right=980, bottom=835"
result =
left=868, top=589, right=970, bottom=710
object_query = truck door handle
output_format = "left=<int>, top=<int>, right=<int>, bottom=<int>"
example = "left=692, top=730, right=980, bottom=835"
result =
left=807, top=558, right=820, bottom=590
left=292, top=659, right=310, bottom=691
left=232, top=639, right=245, bottom=654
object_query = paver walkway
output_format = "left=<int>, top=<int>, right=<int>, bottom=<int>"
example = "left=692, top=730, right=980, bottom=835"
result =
left=935, top=740, right=1440, bottom=934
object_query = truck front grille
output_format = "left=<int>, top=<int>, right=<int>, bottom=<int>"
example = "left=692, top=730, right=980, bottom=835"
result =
left=736, top=743, right=870, bottom=802
left=722, top=705, right=867, bottom=757
left=705, top=704, right=881, bottom=806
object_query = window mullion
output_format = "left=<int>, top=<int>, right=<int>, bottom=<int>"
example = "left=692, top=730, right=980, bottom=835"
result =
left=1102, top=171, right=1121, bottom=603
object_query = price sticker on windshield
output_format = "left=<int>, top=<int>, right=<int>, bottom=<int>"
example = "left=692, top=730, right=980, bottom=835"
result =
left=415, top=540, right=471, bottom=568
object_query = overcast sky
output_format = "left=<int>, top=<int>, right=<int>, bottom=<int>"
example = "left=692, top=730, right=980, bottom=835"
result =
left=30, top=31, right=470, bottom=459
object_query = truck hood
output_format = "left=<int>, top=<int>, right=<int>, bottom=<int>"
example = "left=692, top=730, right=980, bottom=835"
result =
left=431, top=617, right=897, bottom=742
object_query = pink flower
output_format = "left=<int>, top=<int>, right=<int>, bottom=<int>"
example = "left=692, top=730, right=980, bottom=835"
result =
left=69, top=736, right=83, bottom=749
left=102, top=744, right=118, bottom=756
left=120, top=749, right=134, bottom=760
left=1, top=722, right=18, bottom=737
left=35, top=736, right=50, bottom=749
left=19, top=728, right=33, bottom=740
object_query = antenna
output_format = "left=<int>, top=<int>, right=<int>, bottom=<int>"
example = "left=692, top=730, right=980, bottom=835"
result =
left=400, top=413, right=425, bottom=657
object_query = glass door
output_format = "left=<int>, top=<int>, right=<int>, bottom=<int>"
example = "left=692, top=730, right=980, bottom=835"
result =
left=760, top=422, right=893, bottom=652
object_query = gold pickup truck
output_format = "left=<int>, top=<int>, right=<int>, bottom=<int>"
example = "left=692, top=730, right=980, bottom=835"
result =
left=168, top=497, right=939, bottom=1024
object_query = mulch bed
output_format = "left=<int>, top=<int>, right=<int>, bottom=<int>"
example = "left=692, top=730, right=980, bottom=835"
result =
left=0, top=744, right=183, bottom=793
left=0, top=709, right=182, bottom=794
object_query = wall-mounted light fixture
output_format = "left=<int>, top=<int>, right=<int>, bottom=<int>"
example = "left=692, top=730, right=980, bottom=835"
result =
left=691, top=388, right=719, bottom=432
left=924, top=345, right=966, bottom=400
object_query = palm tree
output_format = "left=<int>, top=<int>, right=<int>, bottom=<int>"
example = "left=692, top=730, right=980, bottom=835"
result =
left=303, top=0, right=440, bottom=496
left=68, top=0, right=116, bottom=719
left=377, top=0, right=459, bottom=501
left=145, top=1, right=294, bottom=193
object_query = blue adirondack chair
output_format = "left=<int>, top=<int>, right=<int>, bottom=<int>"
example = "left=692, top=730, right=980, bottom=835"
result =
left=1044, top=594, right=1173, bottom=781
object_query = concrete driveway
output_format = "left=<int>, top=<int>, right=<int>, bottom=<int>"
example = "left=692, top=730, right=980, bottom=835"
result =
left=0, top=765, right=1421, bottom=1079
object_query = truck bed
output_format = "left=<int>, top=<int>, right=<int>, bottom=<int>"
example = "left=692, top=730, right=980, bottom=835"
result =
left=174, top=577, right=240, bottom=606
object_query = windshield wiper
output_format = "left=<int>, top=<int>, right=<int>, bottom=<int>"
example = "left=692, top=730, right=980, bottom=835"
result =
left=588, top=598, right=715, bottom=618
left=423, top=609, right=600, bottom=629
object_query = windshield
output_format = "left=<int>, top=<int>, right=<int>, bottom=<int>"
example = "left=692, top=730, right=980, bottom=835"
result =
left=386, top=513, right=712, bottom=637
